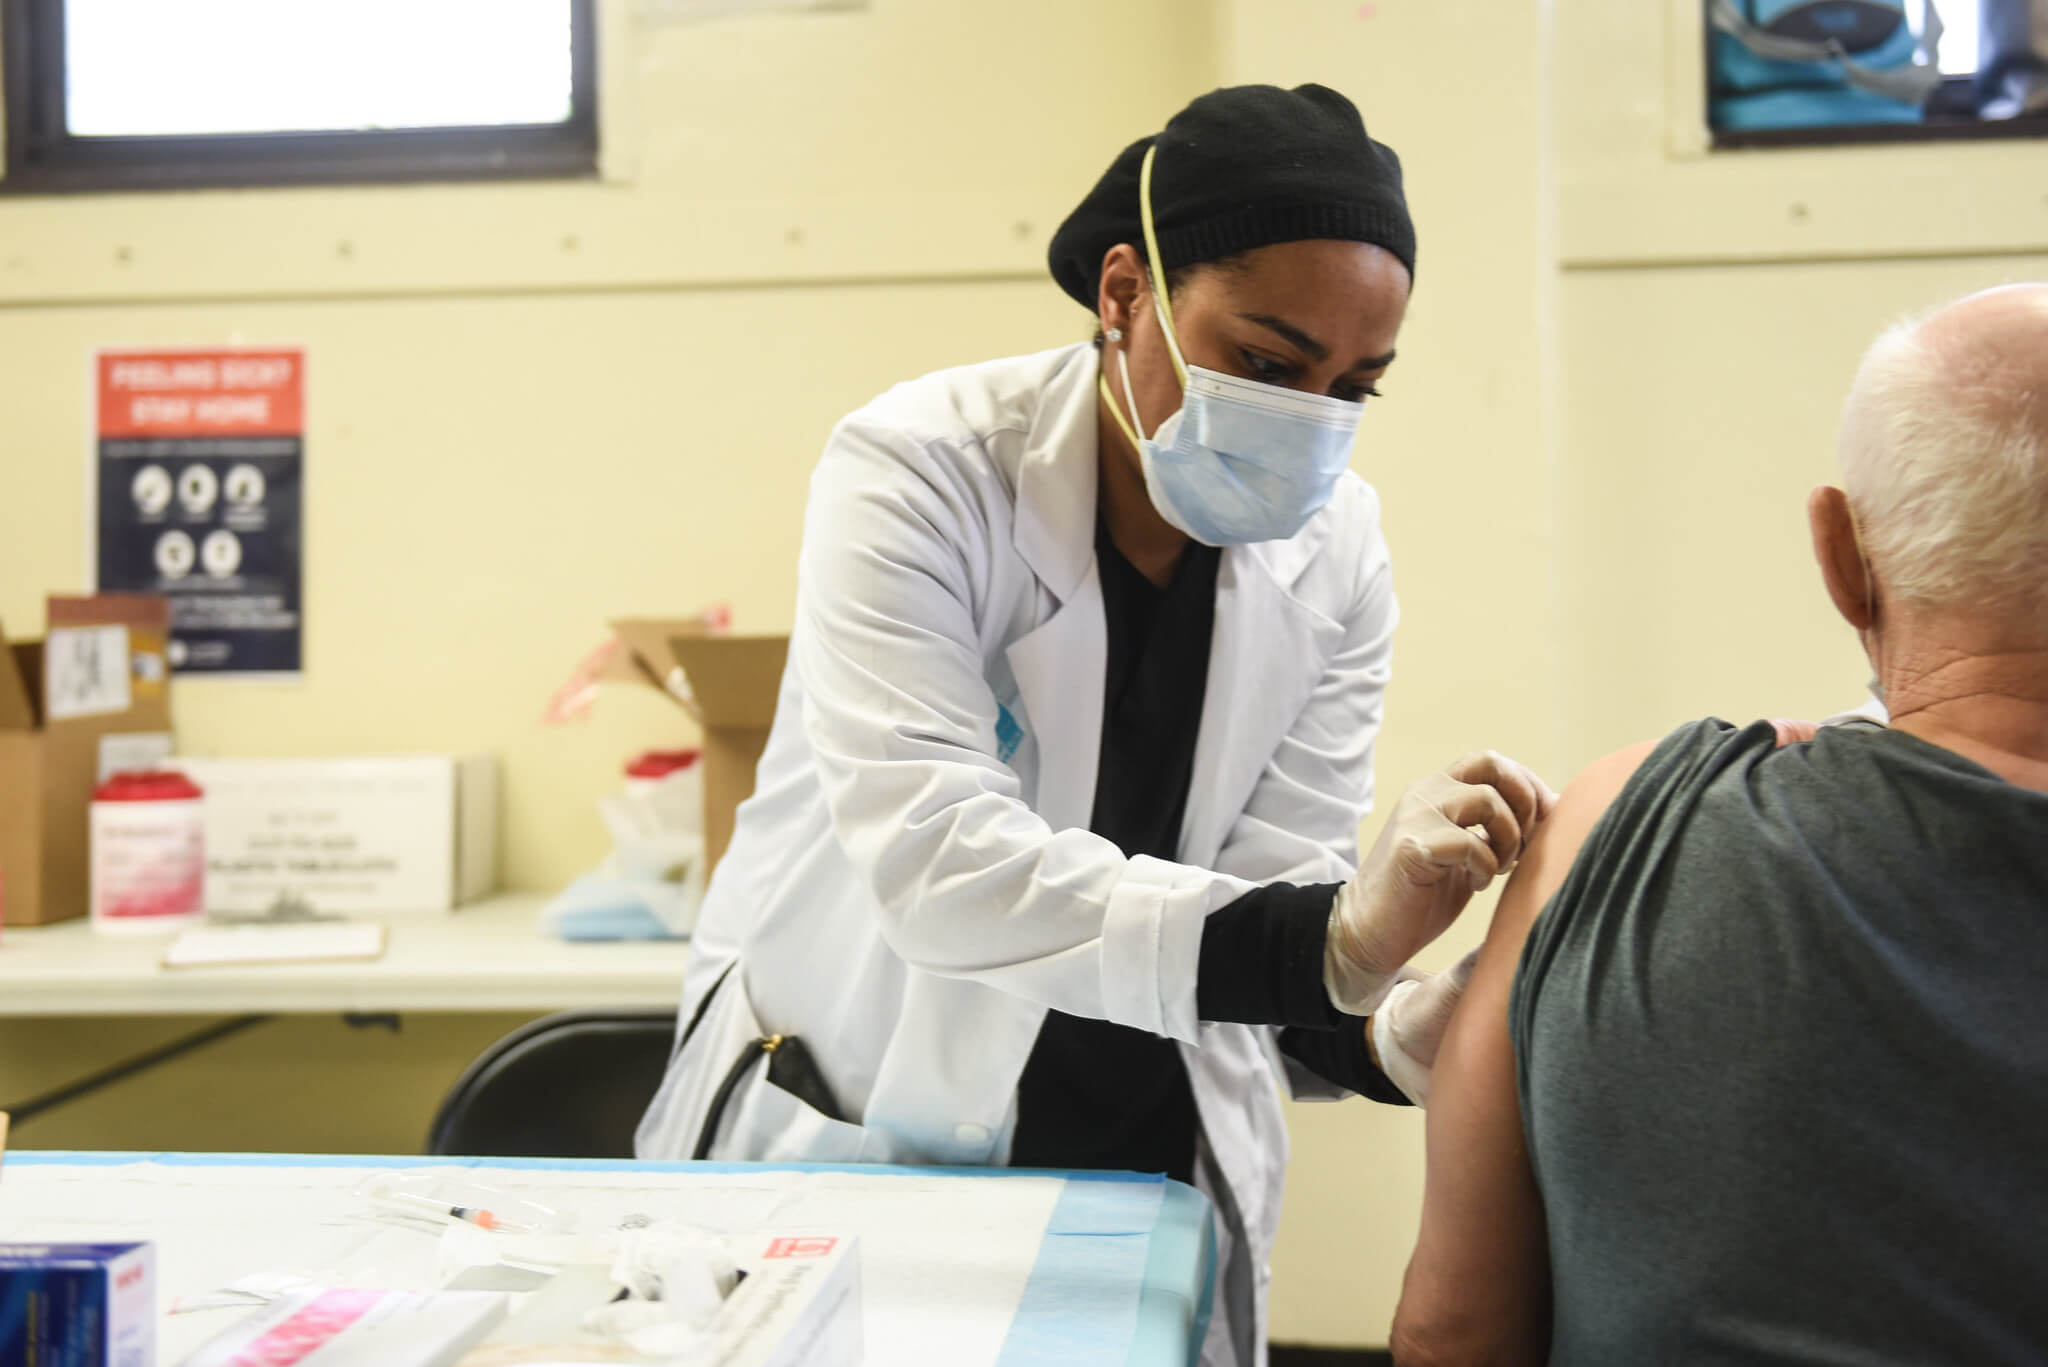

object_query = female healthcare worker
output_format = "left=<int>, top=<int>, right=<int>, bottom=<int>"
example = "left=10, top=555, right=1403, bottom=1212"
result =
left=637, top=84, right=1553, bottom=1366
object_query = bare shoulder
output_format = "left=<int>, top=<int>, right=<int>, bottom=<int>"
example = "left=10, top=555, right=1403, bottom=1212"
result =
left=1488, top=739, right=1660, bottom=947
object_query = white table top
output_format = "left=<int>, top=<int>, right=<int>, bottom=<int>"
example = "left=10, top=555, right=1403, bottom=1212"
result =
left=0, top=895, right=691, bottom=1016
left=3, top=1153, right=1213, bottom=1367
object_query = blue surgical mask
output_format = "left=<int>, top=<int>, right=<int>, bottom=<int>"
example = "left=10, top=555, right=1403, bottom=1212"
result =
left=1098, top=143, right=1366, bottom=547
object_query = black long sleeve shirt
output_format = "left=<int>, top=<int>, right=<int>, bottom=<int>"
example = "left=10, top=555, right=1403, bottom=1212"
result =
left=1007, top=527, right=1406, bottom=1184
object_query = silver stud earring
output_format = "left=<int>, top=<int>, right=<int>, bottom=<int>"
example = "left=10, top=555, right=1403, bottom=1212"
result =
left=1105, top=327, right=1124, bottom=343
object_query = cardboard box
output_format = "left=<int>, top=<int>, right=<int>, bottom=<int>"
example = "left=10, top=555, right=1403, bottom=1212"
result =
left=169, top=755, right=498, bottom=915
left=603, top=621, right=788, bottom=874
left=0, top=1241, right=155, bottom=1367
left=0, top=596, right=175, bottom=927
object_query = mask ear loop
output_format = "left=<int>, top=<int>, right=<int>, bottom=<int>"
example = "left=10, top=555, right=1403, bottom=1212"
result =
left=1097, top=354, right=1146, bottom=454
left=1136, top=143, right=1189, bottom=389
left=1095, top=139, right=1184, bottom=457
left=1105, top=360, right=1155, bottom=450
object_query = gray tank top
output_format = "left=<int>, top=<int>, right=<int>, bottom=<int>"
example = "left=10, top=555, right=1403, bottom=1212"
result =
left=1512, top=718, right=2048, bottom=1365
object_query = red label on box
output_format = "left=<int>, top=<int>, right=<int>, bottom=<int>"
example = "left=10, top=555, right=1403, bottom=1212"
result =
left=762, top=1236, right=839, bottom=1260
left=97, top=349, right=304, bottom=439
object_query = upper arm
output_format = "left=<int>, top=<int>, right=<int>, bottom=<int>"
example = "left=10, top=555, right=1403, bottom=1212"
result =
left=793, top=424, right=1066, bottom=950
left=795, top=419, right=998, bottom=782
left=1390, top=741, right=1652, bottom=1366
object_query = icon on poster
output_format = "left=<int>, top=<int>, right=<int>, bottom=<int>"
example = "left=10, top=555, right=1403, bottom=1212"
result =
left=225, top=463, right=266, bottom=509
left=168, top=638, right=190, bottom=667
left=201, top=529, right=242, bottom=579
left=132, top=465, right=173, bottom=516
left=155, top=529, right=196, bottom=580
left=177, top=464, right=219, bottom=516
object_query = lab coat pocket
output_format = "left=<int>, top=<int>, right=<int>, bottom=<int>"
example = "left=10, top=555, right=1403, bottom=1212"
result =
left=692, top=969, right=871, bottom=1166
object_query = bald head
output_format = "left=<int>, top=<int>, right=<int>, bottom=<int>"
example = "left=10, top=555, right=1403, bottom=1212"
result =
left=1837, top=284, right=2048, bottom=618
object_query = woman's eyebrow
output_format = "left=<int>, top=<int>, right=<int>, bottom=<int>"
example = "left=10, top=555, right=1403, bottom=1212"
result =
left=1238, top=312, right=1327, bottom=360
left=1236, top=312, right=1397, bottom=370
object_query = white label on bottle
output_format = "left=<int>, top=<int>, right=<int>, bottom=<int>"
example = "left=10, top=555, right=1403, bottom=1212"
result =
left=46, top=625, right=132, bottom=721
left=92, top=797, right=205, bottom=926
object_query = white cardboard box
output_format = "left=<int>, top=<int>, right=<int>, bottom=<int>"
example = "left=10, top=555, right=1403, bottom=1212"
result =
left=707, top=1232, right=861, bottom=1367
left=171, top=756, right=498, bottom=915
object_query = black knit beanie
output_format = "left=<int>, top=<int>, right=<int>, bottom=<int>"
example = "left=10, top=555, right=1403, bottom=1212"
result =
left=1047, top=83, right=1414, bottom=311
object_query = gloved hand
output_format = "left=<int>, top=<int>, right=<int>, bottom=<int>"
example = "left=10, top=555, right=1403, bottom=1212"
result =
left=1323, top=750, right=1556, bottom=1016
left=1369, top=949, right=1477, bottom=1107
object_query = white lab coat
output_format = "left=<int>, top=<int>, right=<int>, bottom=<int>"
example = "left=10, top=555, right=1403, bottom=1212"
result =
left=637, top=342, right=1398, bottom=1367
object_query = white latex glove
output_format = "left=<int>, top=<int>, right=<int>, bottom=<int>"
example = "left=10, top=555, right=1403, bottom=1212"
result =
left=1370, top=949, right=1478, bottom=1107
left=1324, top=750, right=1556, bottom=1015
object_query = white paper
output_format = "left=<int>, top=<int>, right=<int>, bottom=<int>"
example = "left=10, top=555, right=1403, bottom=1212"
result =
left=45, top=623, right=132, bottom=720
left=99, top=730, right=175, bottom=781
left=164, top=922, right=387, bottom=968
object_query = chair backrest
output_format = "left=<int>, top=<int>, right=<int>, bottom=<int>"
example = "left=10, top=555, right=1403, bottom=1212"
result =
left=428, top=1009, right=678, bottom=1159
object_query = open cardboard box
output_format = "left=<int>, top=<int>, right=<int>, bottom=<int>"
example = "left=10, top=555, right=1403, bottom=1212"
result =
left=0, top=595, right=175, bottom=926
left=601, top=619, right=788, bottom=874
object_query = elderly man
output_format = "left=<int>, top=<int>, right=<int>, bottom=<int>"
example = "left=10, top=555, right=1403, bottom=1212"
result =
left=1391, top=285, right=2048, bottom=1366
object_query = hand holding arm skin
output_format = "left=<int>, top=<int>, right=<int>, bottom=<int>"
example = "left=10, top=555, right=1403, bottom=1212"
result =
left=1352, top=720, right=1823, bottom=1108
left=1323, top=751, right=1558, bottom=1019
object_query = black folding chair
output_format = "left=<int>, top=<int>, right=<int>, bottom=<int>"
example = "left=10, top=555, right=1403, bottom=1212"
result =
left=427, top=1009, right=678, bottom=1159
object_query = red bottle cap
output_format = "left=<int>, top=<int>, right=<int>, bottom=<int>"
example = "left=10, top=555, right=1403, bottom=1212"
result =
left=625, top=749, right=701, bottom=780
left=93, top=770, right=204, bottom=803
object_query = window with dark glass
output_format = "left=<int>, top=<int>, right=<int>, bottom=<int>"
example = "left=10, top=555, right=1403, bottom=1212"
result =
left=1, top=0, right=595, bottom=191
left=1708, top=0, right=2048, bottom=147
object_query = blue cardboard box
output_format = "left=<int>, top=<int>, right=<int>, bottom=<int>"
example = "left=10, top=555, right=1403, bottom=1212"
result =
left=0, top=1244, right=154, bottom=1367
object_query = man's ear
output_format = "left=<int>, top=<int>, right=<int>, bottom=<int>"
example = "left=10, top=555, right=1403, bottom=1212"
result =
left=1809, top=485, right=1874, bottom=631
left=1095, top=244, right=1146, bottom=339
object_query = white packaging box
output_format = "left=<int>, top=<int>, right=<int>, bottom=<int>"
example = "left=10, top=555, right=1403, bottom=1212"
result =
left=171, top=756, right=498, bottom=915
left=703, top=1233, right=861, bottom=1367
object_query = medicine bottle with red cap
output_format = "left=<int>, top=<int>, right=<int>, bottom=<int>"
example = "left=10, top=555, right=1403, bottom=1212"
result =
left=90, top=770, right=206, bottom=934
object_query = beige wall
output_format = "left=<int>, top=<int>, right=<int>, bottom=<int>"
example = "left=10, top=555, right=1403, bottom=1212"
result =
left=1553, top=2, right=2048, bottom=762
left=4, top=0, right=2046, bottom=1351
left=0, top=0, right=1224, bottom=890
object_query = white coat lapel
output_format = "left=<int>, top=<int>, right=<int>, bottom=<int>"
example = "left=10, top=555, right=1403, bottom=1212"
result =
left=1005, top=344, right=1106, bottom=834
left=1006, top=576, right=1105, bottom=833
left=1181, top=547, right=1340, bottom=866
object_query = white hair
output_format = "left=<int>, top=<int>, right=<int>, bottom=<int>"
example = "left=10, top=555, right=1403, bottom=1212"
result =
left=1837, top=310, right=2048, bottom=613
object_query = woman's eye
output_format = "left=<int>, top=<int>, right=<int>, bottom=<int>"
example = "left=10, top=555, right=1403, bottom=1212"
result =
left=1239, top=350, right=1291, bottom=384
left=1335, top=384, right=1383, bottom=404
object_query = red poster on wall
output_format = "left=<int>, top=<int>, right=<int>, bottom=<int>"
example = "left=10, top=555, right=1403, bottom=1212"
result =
left=93, top=348, right=304, bottom=675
